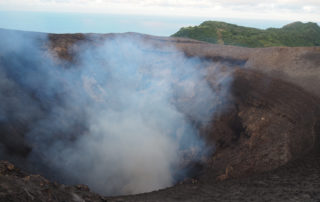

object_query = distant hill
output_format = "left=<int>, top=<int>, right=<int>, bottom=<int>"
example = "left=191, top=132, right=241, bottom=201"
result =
left=172, top=21, right=320, bottom=47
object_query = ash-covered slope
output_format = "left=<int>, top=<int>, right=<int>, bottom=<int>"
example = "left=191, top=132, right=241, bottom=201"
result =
left=0, top=29, right=319, bottom=201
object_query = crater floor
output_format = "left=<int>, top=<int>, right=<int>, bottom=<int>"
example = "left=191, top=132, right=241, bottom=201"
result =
left=0, top=151, right=319, bottom=201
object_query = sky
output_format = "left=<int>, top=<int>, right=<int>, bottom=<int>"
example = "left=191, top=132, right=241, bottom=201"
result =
left=0, top=0, right=319, bottom=35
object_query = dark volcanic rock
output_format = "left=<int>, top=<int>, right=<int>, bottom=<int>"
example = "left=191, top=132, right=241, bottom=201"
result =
left=0, top=161, right=105, bottom=202
left=203, top=69, right=320, bottom=179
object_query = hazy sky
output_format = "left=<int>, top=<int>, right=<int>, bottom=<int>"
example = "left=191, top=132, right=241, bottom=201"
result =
left=0, top=0, right=319, bottom=35
left=1, top=0, right=319, bottom=21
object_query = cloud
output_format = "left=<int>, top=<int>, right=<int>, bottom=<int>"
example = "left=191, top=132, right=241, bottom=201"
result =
left=0, top=0, right=319, bottom=23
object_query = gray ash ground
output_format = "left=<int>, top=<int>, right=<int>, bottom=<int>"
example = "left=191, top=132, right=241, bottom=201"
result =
left=110, top=151, right=320, bottom=202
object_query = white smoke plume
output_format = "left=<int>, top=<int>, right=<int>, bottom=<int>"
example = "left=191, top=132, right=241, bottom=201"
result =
left=0, top=30, right=229, bottom=195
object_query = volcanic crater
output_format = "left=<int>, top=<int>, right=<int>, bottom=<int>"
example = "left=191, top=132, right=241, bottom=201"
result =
left=0, top=29, right=319, bottom=201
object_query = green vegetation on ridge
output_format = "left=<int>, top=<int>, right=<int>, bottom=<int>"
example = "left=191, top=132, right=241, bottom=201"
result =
left=172, top=21, right=320, bottom=47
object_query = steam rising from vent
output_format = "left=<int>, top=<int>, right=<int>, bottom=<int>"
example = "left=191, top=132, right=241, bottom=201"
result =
left=0, top=31, right=231, bottom=195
